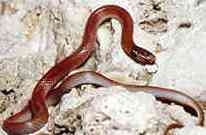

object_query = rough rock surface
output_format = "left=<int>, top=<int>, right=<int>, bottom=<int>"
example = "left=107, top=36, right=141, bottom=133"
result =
left=0, top=0, right=206, bottom=135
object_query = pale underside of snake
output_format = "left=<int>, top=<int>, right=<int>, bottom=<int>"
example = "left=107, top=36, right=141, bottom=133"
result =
left=2, top=5, right=204, bottom=135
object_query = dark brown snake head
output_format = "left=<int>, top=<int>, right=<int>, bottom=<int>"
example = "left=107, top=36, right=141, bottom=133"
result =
left=130, top=45, right=156, bottom=65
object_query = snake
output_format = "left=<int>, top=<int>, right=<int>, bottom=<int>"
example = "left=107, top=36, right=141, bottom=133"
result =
left=2, top=5, right=204, bottom=135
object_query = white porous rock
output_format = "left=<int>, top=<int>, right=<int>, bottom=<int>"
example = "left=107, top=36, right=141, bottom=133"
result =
left=55, top=86, right=171, bottom=135
left=152, top=1, right=206, bottom=97
left=174, top=126, right=206, bottom=135
left=0, top=127, right=7, bottom=135
left=57, top=86, right=162, bottom=135
left=125, top=0, right=206, bottom=99
left=0, top=0, right=58, bottom=128
left=0, top=92, right=8, bottom=114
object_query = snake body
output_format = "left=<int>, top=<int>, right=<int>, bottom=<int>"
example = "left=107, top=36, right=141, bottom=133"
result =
left=2, top=5, right=204, bottom=135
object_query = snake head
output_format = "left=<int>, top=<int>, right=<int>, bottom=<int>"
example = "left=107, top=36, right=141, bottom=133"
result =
left=130, top=45, right=156, bottom=65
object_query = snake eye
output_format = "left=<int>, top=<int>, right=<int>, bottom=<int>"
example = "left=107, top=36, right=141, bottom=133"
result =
left=130, top=45, right=156, bottom=65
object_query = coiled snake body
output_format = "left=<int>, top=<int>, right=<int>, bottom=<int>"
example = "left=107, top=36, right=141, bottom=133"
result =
left=2, top=5, right=204, bottom=135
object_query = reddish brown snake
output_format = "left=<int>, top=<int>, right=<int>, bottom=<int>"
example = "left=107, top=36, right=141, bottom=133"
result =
left=2, top=5, right=204, bottom=135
